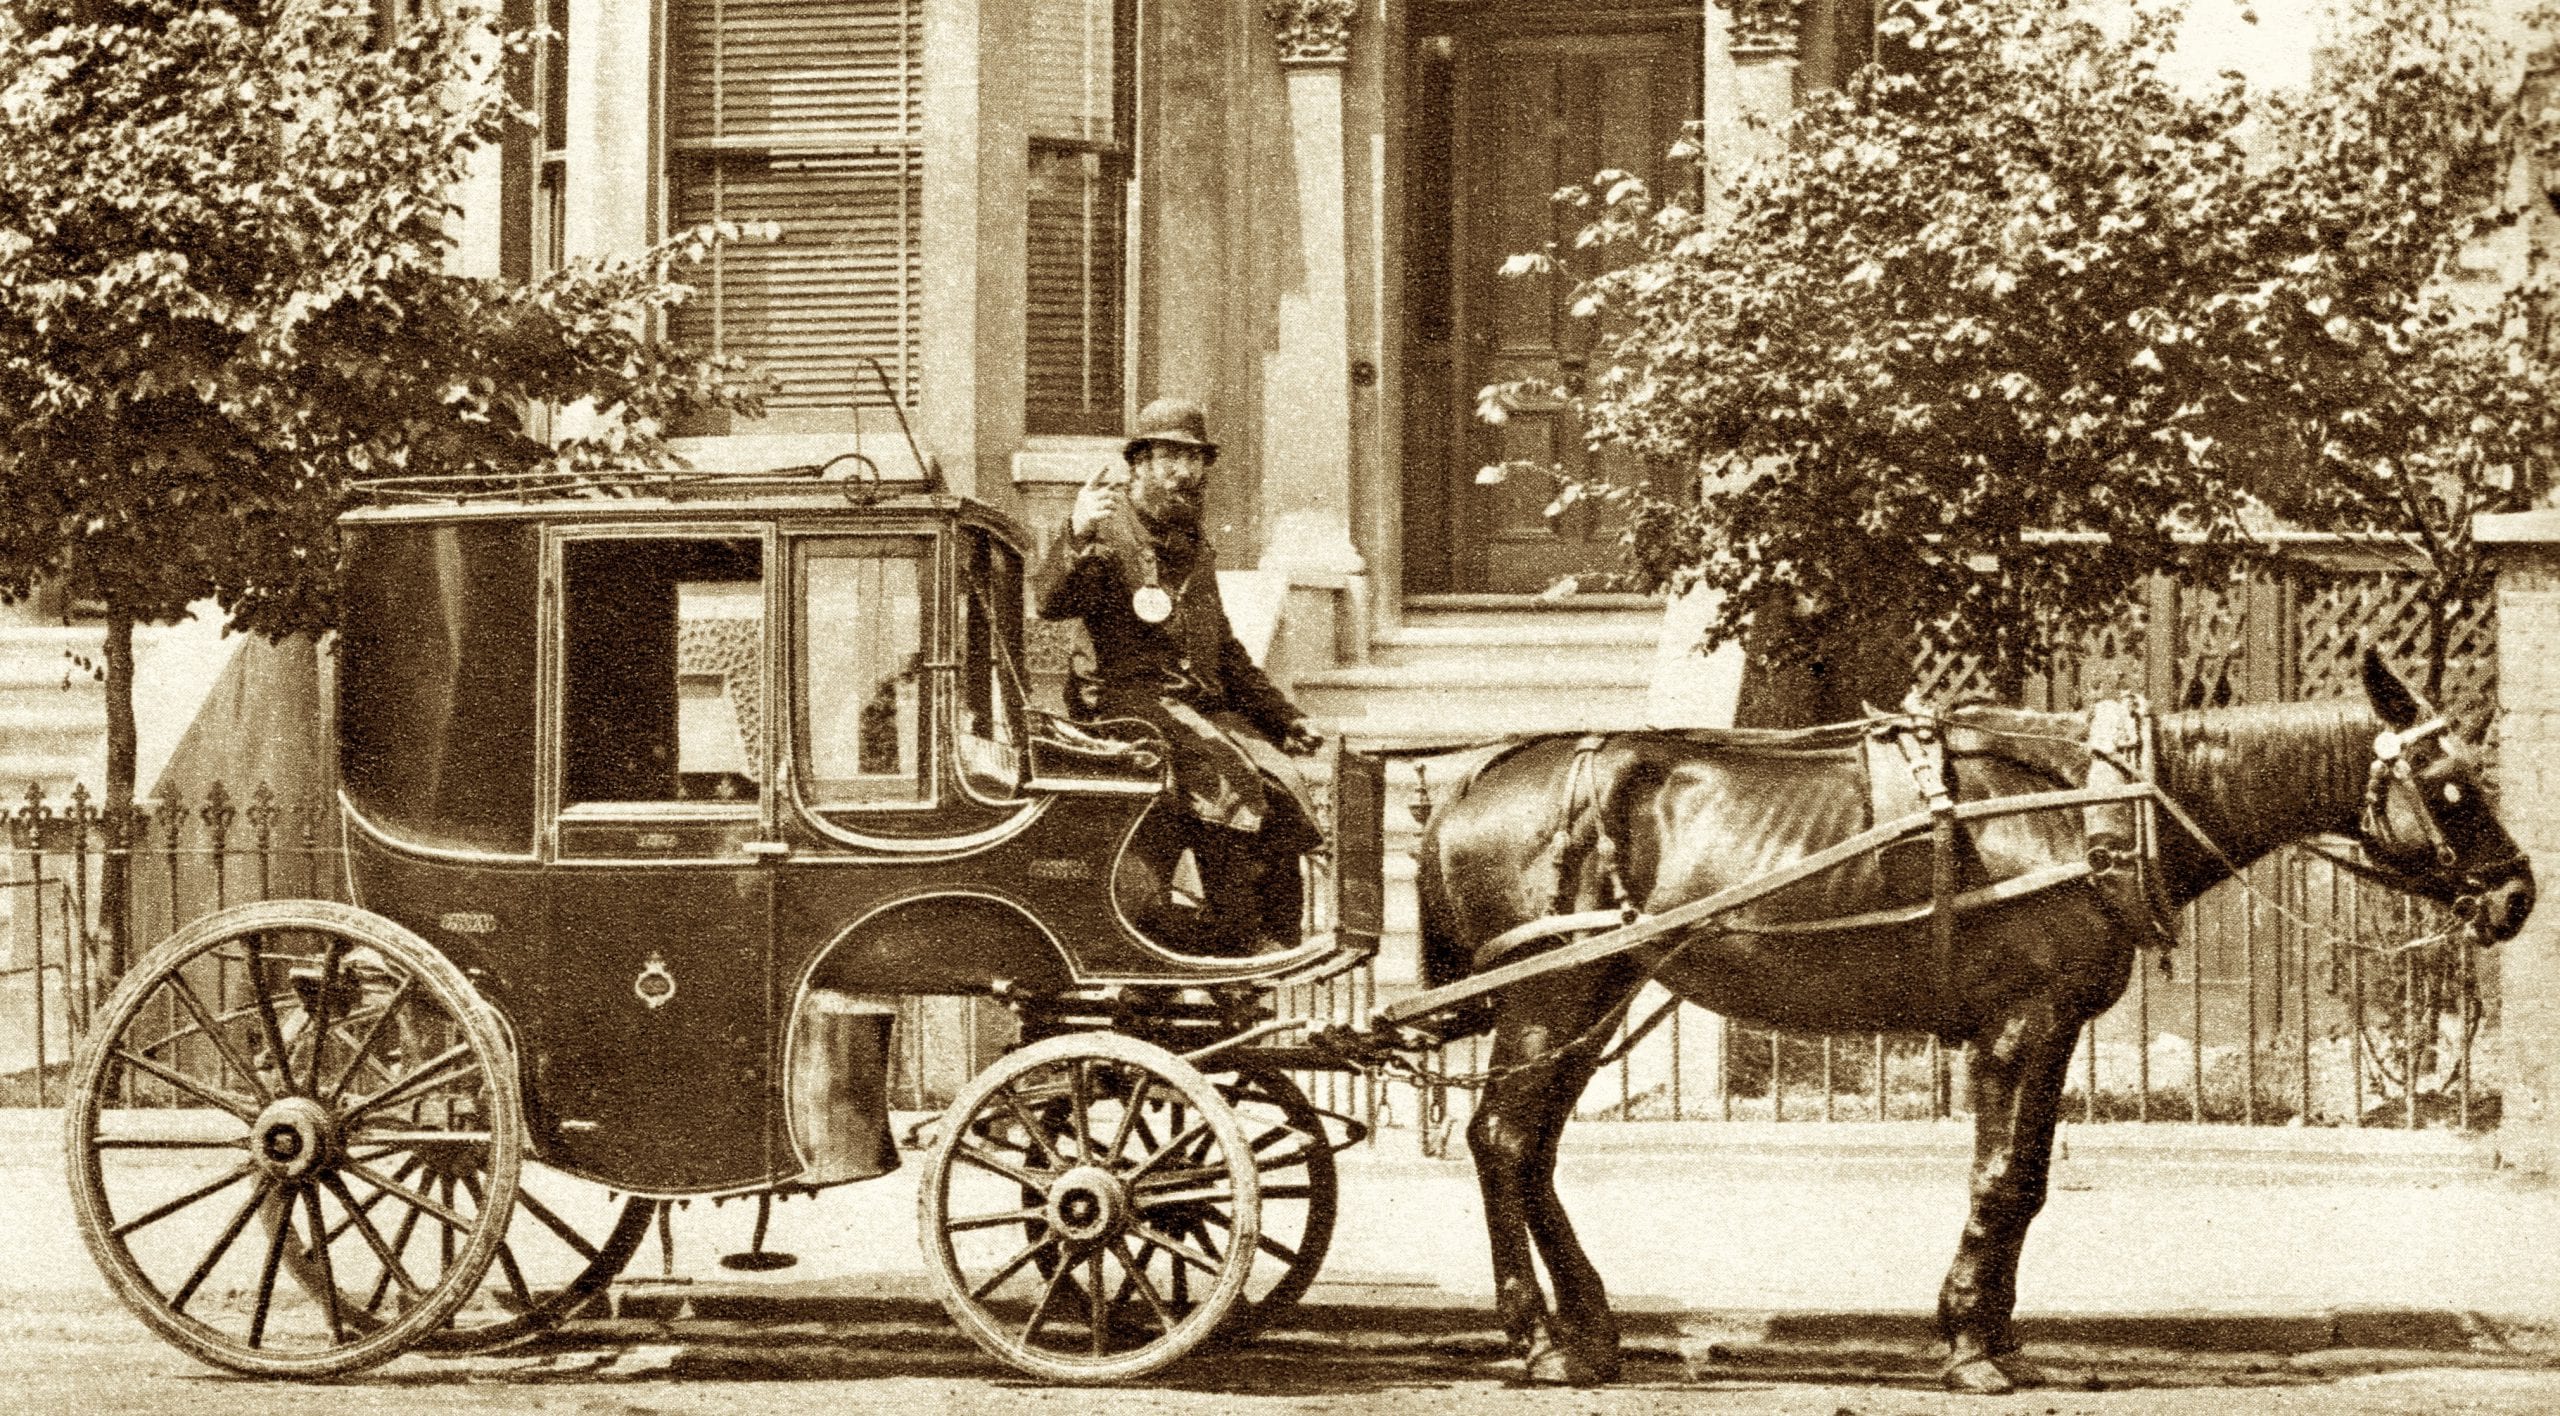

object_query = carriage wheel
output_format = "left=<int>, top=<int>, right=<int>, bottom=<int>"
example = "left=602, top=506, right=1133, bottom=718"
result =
left=1206, top=1064, right=1339, bottom=1340
left=64, top=900, right=523, bottom=1377
left=279, top=1156, right=656, bottom=1354
left=919, top=1032, right=1260, bottom=1383
left=416, top=1185, right=656, bottom=1352
left=268, top=985, right=655, bottom=1353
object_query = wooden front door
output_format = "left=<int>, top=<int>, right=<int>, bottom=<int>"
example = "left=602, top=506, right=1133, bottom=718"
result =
left=1401, top=7, right=1701, bottom=596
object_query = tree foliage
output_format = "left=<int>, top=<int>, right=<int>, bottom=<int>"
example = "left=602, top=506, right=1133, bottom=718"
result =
left=1527, top=0, right=2560, bottom=688
left=0, top=0, right=761, bottom=639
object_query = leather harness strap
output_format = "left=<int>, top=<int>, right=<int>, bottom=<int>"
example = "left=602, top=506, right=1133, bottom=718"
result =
left=1873, top=706, right=1960, bottom=1030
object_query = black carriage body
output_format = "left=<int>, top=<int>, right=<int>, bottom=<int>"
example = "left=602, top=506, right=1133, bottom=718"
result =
left=335, top=486, right=1372, bottom=1197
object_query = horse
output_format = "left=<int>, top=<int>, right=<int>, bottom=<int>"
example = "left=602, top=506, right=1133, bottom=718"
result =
left=1410, top=649, right=2534, bottom=1393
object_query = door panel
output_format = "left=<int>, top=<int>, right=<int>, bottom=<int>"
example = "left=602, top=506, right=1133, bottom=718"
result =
left=1412, top=11, right=1698, bottom=595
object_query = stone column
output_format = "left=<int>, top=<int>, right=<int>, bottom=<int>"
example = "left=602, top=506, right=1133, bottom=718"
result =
left=1724, top=0, right=1802, bottom=134
left=1258, top=0, right=1366, bottom=583
left=2476, top=509, right=2560, bottom=1176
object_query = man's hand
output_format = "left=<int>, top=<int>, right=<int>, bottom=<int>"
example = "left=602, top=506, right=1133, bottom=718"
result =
left=1070, top=465, right=1124, bottom=542
left=1281, top=721, right=1325, bottom=756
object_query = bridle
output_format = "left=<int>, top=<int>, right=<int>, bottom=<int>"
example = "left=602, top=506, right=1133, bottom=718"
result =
left=2302, top=715, right=2529, bottom=932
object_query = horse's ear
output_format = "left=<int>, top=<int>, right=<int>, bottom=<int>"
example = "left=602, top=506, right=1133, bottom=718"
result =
left=2361, top=646, right=2428, bottom=730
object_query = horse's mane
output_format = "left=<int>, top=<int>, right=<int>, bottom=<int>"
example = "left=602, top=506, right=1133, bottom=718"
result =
left=2153, top=699, right=2372, bottom=845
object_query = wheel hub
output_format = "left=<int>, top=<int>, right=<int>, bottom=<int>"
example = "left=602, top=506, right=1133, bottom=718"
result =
left=1044, top=1165, right=1128, bottom=1245
left=250, top=1096, right=338, bottom=1181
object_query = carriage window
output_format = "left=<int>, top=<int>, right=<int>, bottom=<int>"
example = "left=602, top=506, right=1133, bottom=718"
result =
left=798, top=538, right=931, bottom=805
left=955, top=531, right=1026, bottom=795
left=561, top=537, right=765, bottom=808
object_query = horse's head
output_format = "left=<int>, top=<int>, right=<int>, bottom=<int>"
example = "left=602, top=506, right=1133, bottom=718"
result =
left=2357, top=649, right=2535, bottom=942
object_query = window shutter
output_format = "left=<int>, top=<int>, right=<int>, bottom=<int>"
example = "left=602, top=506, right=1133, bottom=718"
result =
left=1022, top=0, right=1130, bottom=436
left=668, top=0, right=923, bottom=413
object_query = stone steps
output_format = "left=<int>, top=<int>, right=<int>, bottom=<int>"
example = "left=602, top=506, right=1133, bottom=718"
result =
left=1296, top=606, right=1670, bottom=989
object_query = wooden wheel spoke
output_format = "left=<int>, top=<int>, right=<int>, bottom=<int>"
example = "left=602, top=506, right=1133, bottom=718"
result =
left=321, top=1172, right=425, bottom=1304
left=1069, top=1061, right=1094, bottom=1162
left=945, top=1205, right=1046, bottom=1234
left=1124, top=1118, right=1211, bottom=1183
left=953, top=1140, right=1041, bottom=1189
left=351, top=1129, right=494, bottom=1148
left=1257, top=1183, right=1315, bottom=1203
left=1086, top=1248, right=1106, bottom=1356
left=302, top=1183, right=346, bottom=1342
left=460, top=1170, right=536, bottom=1314
left=1109, top=1237, right=1178, bottom=1335
left=245, top=1187, right=297, bottom=1349
left=364, top=1197, right=427, bottom=1314
left=992, top=1088, right=1068, bottom=1172
left=169, top=1176, right=276, bottom=1314
left=298, top=940, right=348, bottom=1105
left=109, top=1048, right=259, bottom=1122
left=968, top=1231, right=1061, bottom=1303
left=243, top=934, right=301, bottom=1096
left=1125, top=1222, right=1225, bottom=1277
left=343, top=1159, right=476, bottom=1233
left=94, top=1135, right=250, bottom=1151
left=1018, top=1250, right=1076, bottom=1348
left=162, top=972, right=276, bottom=1106
left=513, top=1187, right=603, bottom=1263
left=326, top=976, right=416, bottom=1103
left=111, top=1163, right=255, bottom=1240
left=1133, top=1184, right=1237, bottom=1212
left=1103, top=1073, right=1153, bottom=1168
left=342, top=1044, right=478, bottom=1125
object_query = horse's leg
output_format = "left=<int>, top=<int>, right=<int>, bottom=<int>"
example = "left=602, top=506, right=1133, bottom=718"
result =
left=1937, top=994, right=2084, bottom=1395
left=1516, top=981, right=1633, bottom=1386
left=1465, top=971, right=1624, bottom=1383
left=1467, top=1010, right=1555, bottom=1358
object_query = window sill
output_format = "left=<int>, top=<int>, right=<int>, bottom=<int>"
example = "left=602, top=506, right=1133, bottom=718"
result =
left=1011, top=435, right=1126, bottom=487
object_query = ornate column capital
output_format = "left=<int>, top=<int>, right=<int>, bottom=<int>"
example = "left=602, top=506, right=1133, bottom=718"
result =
left=1726, top=0, right=1801, bottom=59
left=1265, top=0, right=1356, bottom=67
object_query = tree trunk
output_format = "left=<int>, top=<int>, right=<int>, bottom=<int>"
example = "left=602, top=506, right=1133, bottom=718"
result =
left=98, top=610, right=136, bottom=983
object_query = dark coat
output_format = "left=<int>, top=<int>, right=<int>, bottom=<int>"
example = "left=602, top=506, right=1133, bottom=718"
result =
left=1034, top=519, right=1318, bottom=848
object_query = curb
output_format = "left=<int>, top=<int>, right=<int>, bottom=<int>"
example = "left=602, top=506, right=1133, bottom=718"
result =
left=600, top=1281, right=2548, bottom=1360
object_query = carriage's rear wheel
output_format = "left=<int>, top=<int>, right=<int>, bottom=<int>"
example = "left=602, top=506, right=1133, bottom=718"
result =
left=1206, top=1064, right=1339, bottom=1340
left=277, top=1152, right=657, bottom=1354
left=64, top=901, right=523, bottom=1377
left=919, top=1032, right=1260, bottom=1382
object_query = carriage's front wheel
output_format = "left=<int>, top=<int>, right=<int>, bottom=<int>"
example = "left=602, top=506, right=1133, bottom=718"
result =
left=919, top=1032, right=1260, bottom=1383
left=64, top=900, right=523, bottom=1377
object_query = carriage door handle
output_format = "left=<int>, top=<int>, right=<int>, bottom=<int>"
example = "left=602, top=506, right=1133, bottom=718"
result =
left=741, top=840, right=792, bottom=860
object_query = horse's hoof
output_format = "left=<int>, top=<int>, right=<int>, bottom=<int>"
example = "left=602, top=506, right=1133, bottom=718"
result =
left=1991, top=1352, right=2046, bottom=1387
left=1521, top=1336, right=1618, bottom=1387
left=1941, top=1354, right=2017, bottom=1395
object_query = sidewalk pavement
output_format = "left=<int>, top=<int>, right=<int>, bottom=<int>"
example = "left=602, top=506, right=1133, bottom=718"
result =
left=12, top=1108, right=2560, bottom=1364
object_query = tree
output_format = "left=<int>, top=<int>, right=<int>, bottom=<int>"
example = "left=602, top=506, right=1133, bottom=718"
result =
left=1514, top=0, right=2560, bottom=701
left=0, top=0, right=761, bottom=972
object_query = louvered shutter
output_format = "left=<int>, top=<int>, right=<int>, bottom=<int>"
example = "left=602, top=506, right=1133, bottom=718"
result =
left=668, top=0, right=924, bottom=413
left=1023, top=0, right=1129, bottom=435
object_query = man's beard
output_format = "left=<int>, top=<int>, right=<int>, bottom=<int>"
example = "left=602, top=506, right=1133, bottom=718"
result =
left=1131, top=479, right=1203, bottom=534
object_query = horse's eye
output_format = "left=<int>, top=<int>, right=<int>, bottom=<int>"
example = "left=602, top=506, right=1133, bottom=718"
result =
left=2442, top=782, right=2463, bottom=806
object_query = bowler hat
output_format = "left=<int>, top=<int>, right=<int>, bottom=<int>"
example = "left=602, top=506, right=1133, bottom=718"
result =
left=1124, top=397, right=1219, bottom=460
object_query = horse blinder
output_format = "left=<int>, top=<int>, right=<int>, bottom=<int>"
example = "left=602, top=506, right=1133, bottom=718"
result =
left=2357, top=718, right=2533, bottom=940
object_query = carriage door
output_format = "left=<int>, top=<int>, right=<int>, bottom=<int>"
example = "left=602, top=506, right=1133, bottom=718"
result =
left=1402, top=6, right=1699, bottom=595
left=542, top=530, right=781, bottom=1193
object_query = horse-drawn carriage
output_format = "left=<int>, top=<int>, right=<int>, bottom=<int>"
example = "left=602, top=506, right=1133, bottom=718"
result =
left=63, top=467, right=1384, bottom=1381
left=60, top=463, right=2539, bottom=1394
